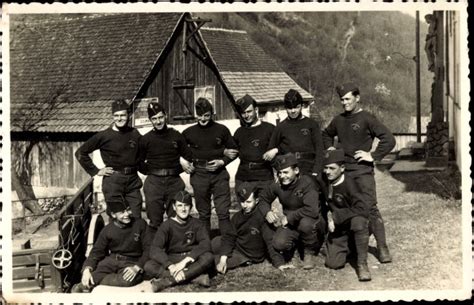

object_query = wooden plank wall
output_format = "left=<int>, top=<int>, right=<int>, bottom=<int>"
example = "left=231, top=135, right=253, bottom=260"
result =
left=12, top=140, right=90, bottom=189
left=144, top=23, right=236, bottom=124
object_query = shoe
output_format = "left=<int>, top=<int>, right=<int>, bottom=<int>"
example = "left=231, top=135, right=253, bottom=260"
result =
left=378, top=245, right=392, bottom=263
left=302, top=249, right=315, bottom=270
left=71, top=283, right=90, bottom=293
left=192, top=274, right=210, bottom=288
left=356, top=263, right=372, bottom=282
left=151, top=277, right=173, bottom=292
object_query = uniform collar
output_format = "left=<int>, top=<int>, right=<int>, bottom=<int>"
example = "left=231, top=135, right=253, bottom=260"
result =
left=331, top=174, right=345, bottom=186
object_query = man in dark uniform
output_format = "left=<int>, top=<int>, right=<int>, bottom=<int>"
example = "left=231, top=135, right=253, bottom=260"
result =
left=75, top=100, right=143, bottom=218
left=263, top=89, right=324, bottom=184
left=321, top=149, right=371, bottom=281
left=258, top=153, right=326, bottom=270
left=212, top=182, right=293, bottom=273
left=144, top=191, right=214, bottom=292
left=139, top=102, right=194, bottom=234
left=183, top=98, right=238, bottom=235
left=322, top=83, right=396, bottom=263
left=233, top=94, right=275, bottom=194
left=71, top=198, right=151, bottom=292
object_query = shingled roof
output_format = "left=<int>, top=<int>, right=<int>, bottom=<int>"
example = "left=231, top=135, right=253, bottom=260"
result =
left=200, top=27, right=313, bottom=105
left=10, top=13, right=184, bottom=132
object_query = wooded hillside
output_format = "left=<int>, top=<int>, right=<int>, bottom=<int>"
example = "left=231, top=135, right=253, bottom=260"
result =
left=198, top=11, right=432, bottom=132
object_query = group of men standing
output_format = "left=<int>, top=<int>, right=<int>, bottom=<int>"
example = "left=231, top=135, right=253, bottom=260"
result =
left=73, top=83, right=395, bottom=292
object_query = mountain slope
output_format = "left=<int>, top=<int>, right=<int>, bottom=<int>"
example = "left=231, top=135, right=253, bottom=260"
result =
left=197, top=11, right=432, bottom=132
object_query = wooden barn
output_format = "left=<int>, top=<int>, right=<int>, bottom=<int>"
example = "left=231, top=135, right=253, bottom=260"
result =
left=10, top=12, right=314, bottom=196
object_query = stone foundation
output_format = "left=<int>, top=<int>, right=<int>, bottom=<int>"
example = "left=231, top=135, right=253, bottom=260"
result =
left=425, top=121, right=449, bottom=167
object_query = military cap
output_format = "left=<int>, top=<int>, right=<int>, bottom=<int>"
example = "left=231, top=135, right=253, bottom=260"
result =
left=107, top=197, right=129, bottom=214
left=336, top=83, right=359, bottom=98
left=236, top=94, right=257, bottom=113
left=273, top=153, right=298, bottom=171
left=111, top=100, right=129, bottom=114
left=147, top=102, right=165, bottom=118
left=323, top=149, right=345, bottom=165
left=236, top=181, right=258, bottom=202
left=284, top=89, right=303, bottom=108
left=174, top=190, right=193, bottom=206
left=195, top=97, right=213, bottom=116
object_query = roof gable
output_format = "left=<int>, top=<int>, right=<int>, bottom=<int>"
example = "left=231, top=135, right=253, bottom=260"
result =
left=10, top=13, right=183, bottom=132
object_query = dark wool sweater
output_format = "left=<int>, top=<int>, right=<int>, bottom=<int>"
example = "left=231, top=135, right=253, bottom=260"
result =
left=258, top=175, right=321, bottom=226
left=83, top=218, right=151, bottom=270
left=138, top=126, right=193, bottom=174
left=75, top=126, right=141, bottom=176
left=183, top=120, right=237, bottom=166
left=320, top=175, right=370, bottom=225
left=268, top=117, right=324, bottom=174
left=322, top=110, right=396, bottom=171
left=149, top=217, right=211, bottom=268
left=234, top=122, right=275, bottom=181
left=219, top=206, right=285, bottom=267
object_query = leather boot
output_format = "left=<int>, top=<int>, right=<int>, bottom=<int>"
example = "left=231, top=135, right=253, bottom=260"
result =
left=302, top=248, right=315, bottom=270
left=71, top=283, right=90, bottom=293
left=356, top=263, right=372, bottom=282
left=192, top=274, right=210, bottom=287
left=151, top=276, right=174, bottom=292
left=378, top=245, right=392, bottom=263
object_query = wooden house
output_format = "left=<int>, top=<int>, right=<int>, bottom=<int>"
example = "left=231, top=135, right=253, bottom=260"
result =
left=10, top=13, right=314, bottom=193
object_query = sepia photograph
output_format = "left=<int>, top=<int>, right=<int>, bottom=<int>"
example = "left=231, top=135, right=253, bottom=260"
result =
left=0, top=1, right=470, bottom=303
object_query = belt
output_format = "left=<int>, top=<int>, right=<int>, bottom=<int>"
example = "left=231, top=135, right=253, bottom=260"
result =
left=193, top=159, right=209, bottom=168
left=240, top=161, right=267, bottom=170
left=112, top=166, right=138, bottom=175
left=294, top=152, right=315, bottom=160
left=149, top=168, right=180, bottom=176
left=111, top=253, right=139, bottom=262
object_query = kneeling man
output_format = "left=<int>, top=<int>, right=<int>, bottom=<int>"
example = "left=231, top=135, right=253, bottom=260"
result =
left=145, top=191, right=214, bottom=292
left=72, top=199, right=150, bottom=292
left=258, top=153, right=326, bottom=269
left=322, top=149, right=371, bottom=281
left=212, top=182, right=292, bottom=273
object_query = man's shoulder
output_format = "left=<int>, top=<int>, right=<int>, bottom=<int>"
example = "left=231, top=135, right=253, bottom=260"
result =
left=298, top=175, right=318, bottom=190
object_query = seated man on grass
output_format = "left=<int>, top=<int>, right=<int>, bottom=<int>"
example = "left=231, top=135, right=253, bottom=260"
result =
left=322, top=149, right=371, bottom=281
left=144, top=191, right=214, bottom=292
left=212, top=182, right=294, bottom=274
left=72, top=199, right=151, bottom=292
left=258, top=153, right=326, bottom=270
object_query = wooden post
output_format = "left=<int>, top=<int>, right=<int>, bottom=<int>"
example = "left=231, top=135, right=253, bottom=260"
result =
left=416, top=11, right=421, bottom=142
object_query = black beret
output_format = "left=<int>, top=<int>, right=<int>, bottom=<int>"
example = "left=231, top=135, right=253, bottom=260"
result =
left=147, top=102, right=165, bottom=118
left=195, top=98, right=213, bottom=116
left=323, top=149, right=345, bottom=165
left=273, top=153, right=298, bottom=171
left=336, top=83, right=359, bottom=98
left=236, top=181, right=257, bottom=202
left=236, top=94, right=257, bottom=113
left=107, top=197, right=129, bottom=214
left=174, top=190, right=193, bottom=206
left=284, top=89, right=303, bottom=108
left=111, top=100, right=129, bottom=114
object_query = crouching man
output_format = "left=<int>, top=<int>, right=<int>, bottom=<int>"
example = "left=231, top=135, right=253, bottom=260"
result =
left=322, top=149, right=371, bottom=281
left=72, top=199, right=151, bottom=292
left=258, top=153, right=326, bottom=270
left=144, top=191, right=214, bottom=292
left=212, top=182, right=293, bottom=274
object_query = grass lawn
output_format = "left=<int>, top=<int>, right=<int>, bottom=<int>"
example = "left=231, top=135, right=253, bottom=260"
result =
left=164, top=168, right=463, bottom=292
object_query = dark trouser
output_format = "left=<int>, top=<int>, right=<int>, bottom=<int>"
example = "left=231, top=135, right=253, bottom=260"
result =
left=272, top=217, right=327, bottom=255
left=143, top=175, right=185, bottom=230
left=234, top=179, right=274, bottom=199
left=102, top=172, right=143, bottom=219
left=346, top=169, right=388, bottom=247
left=144, top=252, right=214, bottom=283
left=325, top=216, right=369, bottom=269
left=91, top=255, right=143, bottom=287
left=211, top=236, right=254, bottom=270
left=190, top=169, right=232, bottom=235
